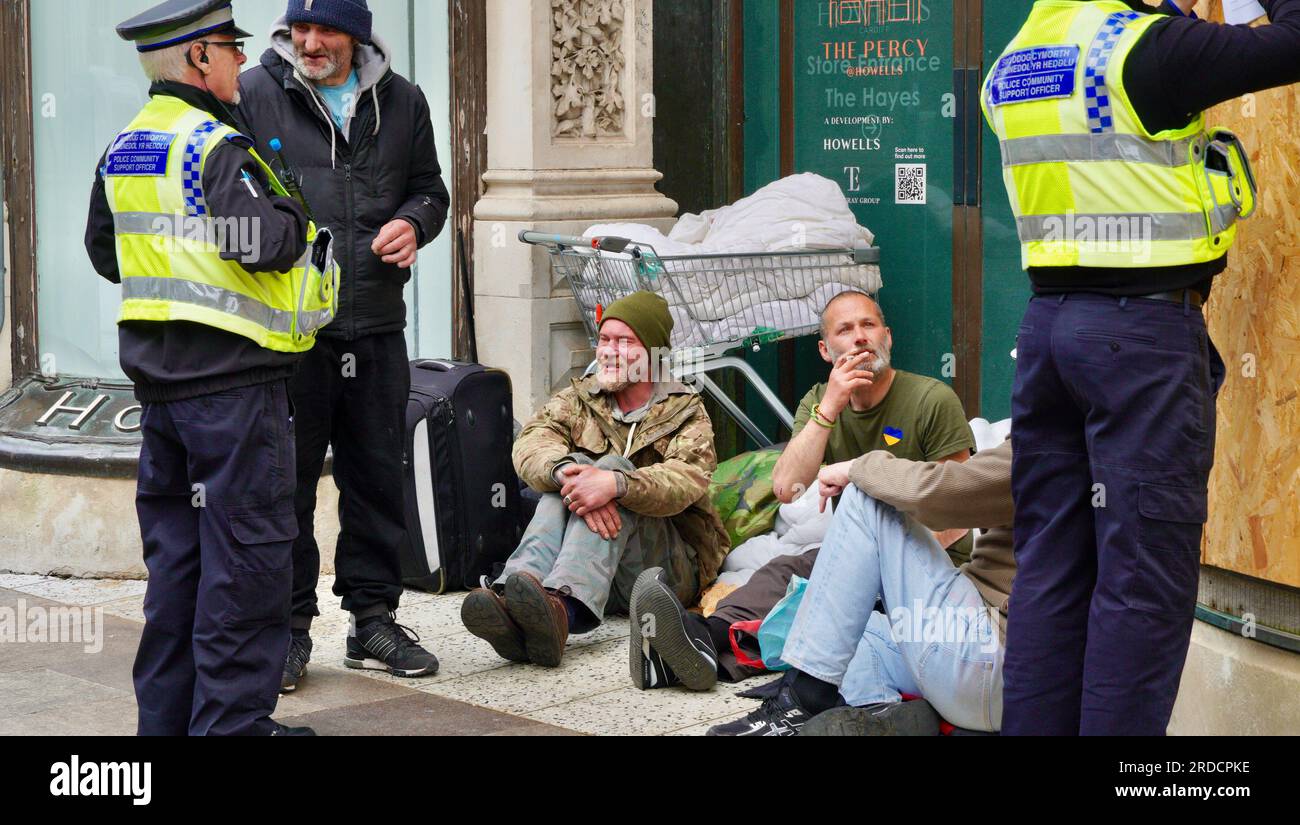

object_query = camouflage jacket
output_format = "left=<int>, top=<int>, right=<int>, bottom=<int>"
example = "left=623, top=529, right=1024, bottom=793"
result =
left=513, top=376, right=730, bottom=588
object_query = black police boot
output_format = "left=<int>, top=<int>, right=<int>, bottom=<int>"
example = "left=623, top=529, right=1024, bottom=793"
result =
left=271, top=722, right=317, bottom=736
left=345, top=613, right=439, bottom=677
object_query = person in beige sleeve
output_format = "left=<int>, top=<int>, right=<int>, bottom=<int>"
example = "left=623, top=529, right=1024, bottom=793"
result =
left=707, top=439, right=1014, bottom=736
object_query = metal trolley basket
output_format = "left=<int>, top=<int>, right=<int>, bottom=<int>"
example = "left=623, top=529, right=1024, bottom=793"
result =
left=520, top=231, right=882, bottom=448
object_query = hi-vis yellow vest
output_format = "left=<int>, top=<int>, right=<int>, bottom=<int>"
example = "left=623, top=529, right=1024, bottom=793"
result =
left=981, top=0, right=1257, bottom=270
left=103, top=94, right=338, bottom=352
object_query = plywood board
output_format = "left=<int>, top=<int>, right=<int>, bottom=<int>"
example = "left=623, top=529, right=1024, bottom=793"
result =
left=1198, top=1, right=1300, bottom=588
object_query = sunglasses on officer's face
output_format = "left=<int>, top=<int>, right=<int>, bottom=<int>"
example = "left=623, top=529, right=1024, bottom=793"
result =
left=198, top=39, right=247, bottom=56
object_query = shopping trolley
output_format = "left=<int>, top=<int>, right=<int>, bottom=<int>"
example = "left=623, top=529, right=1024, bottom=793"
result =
left=519, top=231, right=882, bottom=448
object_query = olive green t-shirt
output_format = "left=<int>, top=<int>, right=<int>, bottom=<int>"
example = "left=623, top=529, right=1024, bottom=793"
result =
left=793, top=369, right=977, bottom=563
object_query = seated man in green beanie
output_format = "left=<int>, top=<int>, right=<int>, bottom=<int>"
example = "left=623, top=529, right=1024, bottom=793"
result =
left=461, top=291, right=729, bottom=668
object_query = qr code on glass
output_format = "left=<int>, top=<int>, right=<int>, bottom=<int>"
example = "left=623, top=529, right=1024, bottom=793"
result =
left=895, top=163, right=927, bottom=204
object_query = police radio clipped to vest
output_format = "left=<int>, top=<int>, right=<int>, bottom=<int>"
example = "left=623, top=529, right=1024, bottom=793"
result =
left=267, top=137, right=314, bottom=222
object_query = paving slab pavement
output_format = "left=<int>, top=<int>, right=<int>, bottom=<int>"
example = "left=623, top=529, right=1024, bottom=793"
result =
left=0, top=576, right=761, bottom=736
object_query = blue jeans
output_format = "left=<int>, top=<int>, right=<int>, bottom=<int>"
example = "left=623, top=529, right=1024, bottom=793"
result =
left=781, top=485, right=1004, bottom=732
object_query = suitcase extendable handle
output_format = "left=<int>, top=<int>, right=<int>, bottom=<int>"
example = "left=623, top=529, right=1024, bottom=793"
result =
left=414, top=359, right=458, bottom=373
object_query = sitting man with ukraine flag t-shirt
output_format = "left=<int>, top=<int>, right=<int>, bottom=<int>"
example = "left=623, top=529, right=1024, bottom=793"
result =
left=627, top=289, right=977, bottom=695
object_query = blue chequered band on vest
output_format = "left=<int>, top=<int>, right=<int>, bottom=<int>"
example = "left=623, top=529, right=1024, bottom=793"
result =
left=182, top=120, right=222, bottom=217
left=1083, top=11, right=1142, bottom=134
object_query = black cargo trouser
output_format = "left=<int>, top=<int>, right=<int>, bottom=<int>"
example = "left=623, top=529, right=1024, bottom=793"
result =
left=134, top=380, right=296, bottom=736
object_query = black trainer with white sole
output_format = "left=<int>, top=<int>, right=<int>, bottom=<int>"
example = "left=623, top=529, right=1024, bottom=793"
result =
left=280, top=630, right=312, bottom=693
left=706, top=683, right=812, bottom=736
left=344, top=614, right=439, bottom=677
left=629, top=567, right=719, bottom=691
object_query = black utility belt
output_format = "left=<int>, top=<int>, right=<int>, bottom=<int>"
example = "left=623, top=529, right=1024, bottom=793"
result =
left=1038, top=289, right=1206, bottom=308
left=1132, top=289, right=1204, bottom=309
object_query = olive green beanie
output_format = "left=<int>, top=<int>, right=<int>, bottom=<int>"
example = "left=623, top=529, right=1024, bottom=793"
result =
left=599, top=291, right=673, bottom=352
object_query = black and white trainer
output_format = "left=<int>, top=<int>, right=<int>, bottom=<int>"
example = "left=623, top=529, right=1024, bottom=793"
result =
left=636, top=634, right=687, bottom=689
left=629, top=567, right=718, bottom=691
left=344, top=614, right=439, bottom=678
left=280, top=630, right=312, bottom=693
left=706, top=683, right=812, bottom=736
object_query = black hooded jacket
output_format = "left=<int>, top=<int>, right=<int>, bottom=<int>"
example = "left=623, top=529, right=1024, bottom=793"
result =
left=235, top=21, right=450, bottom=340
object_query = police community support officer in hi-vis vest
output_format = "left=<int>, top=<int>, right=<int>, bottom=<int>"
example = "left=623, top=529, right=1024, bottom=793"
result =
left=84, top=0, right=339, bottom=736
left=982, top=0, right=1300, bottom=735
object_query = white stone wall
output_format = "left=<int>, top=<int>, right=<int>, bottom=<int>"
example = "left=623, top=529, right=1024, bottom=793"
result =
left=0, top=470, right=341, bottom=580
left=1169, top=621, right=1300, bottom=735
left=474, top=0, right=678, bottom=423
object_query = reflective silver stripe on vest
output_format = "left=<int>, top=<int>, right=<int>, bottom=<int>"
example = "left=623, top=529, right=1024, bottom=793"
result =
left=113, top=211, right=217, bottom=237
left=118, top=212, right=320, bottom=265
left=298, top=307, right=333, bottom=333
left=999, top=134, right=1201, bottom=168
left=1208, top=204, right=1237, bottom=235
left=113, top=211, right=265, bottom=261
left=1016, top=210, right=1236, bottom=244
left=121, top=276, right=295, bottom=334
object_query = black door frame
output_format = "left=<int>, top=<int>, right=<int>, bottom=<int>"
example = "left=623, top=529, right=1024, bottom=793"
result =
left=0, top=0, right=38, bottom=383
left=756, top=0, right=986, bottom=416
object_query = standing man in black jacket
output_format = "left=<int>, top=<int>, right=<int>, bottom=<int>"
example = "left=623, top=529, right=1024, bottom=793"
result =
left=237, top=0, right=450, bottom=691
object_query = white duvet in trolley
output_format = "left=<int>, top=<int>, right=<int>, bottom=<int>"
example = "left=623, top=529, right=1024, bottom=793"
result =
left=578, top=173, right=883, bottom=350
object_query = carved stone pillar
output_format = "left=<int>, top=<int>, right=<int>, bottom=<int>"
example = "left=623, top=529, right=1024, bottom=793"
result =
left=474, top=0, right=676, bottom=423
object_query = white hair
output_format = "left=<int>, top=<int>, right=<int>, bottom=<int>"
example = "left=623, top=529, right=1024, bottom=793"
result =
left=137, top=43, right=192, bottom=83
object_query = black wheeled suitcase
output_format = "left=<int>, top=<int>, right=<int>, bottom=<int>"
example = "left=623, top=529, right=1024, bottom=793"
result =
left=400, top=359, right=522, bottom=593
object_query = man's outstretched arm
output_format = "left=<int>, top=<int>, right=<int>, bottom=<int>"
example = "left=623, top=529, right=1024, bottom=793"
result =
left=846, top=440, right=1013, bottom=532
left=1125, top=0, right=1300, bottom=134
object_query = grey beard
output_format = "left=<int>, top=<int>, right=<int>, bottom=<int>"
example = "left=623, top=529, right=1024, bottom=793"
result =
left=868, top=347, right=890, bottom=375
left=295, top=54, right=341, bottom=81
left=595, top=371, right=632, bottom=393
left=833, top=345, right=891, bottom=376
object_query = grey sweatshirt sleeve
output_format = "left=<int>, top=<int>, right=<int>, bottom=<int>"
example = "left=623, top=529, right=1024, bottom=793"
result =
left=847, top=439, right=1014, bottom=532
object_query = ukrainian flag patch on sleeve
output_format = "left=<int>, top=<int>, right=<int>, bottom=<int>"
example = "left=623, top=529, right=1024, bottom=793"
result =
left=883, top=426, right=903, bottom=447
